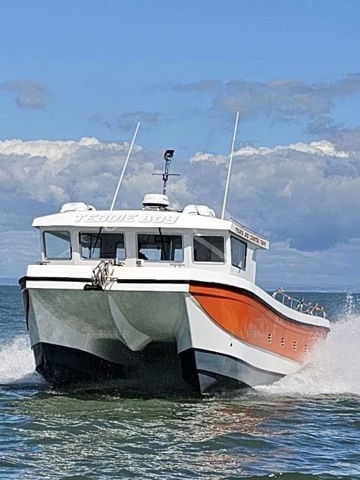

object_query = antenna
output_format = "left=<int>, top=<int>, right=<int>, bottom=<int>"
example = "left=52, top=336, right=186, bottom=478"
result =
left=110, top=121, right=140, bottom=211
left=221, top=111, right=240, bottom=220
left=152, top=149, right=180, bottom=195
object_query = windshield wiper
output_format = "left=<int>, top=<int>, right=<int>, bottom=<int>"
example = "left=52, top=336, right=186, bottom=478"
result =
left=91, top=227, right=103, bottom=257
left=158, top=227, right=167, bottom=260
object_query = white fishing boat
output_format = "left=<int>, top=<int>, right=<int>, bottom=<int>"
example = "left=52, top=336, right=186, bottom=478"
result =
left=20, top=118, right=330, bottom=392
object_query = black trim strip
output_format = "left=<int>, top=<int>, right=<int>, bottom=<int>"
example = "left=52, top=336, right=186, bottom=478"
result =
left=84, top=284, right=103, bottom=291
left=19, top=276, right=92, bottom=284
left=19, top=276, right=188, bottom=285
left=117, top=279, right=190, bottom=284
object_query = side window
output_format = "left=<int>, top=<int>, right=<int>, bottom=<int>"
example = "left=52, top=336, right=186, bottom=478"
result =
left=79, top=233, right=125, bottom=260
left=231, top=236, right=247, bottom=270
left=193, top=236, right=224, bottom=262
left=43, top=231, right=71, bottom=259
left=137, top=234, right=183, bottom=262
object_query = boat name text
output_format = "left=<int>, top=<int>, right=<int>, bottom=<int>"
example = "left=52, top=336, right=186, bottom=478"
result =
left=75, top=212, right=180, bottom=225
left=232, top=225, right=268, bottom=248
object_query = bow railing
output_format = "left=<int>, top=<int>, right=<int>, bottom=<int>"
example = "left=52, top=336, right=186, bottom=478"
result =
left=272, top=288, right=326, bottom=318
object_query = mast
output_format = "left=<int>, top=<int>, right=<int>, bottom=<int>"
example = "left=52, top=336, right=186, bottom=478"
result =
left=152, top=149, right=179, bottom=196
left=162, top=149, right=174, bottom=195
left=144, top=150, right=179, bottom=210
left=221, top=111, right=240, bottom=219
left=110, top=121, right=141, bottom=211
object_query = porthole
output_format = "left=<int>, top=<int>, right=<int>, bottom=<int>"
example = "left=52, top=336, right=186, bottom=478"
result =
left=267, top=333, right=273, bottom=344
left=292, top=341, right=297, bottom=351
left=280, top=337, right=285, bottom=348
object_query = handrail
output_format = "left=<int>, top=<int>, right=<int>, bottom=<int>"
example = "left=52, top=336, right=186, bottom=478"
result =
left=272, top=288, right=327, bottom=318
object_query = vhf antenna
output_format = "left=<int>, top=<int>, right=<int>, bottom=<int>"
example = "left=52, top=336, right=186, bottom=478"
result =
left=153, top=149, right=180, bottom=195
left=110, top=122, right=141, bottom=210
left=221, top=111, right=240, bottom=219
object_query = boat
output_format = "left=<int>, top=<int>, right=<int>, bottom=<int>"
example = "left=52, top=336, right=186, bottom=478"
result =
left=19, top=120, right=330, bottom=393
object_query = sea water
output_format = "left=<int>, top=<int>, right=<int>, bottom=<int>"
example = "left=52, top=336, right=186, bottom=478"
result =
left=0, top=286, right=360, bottom=479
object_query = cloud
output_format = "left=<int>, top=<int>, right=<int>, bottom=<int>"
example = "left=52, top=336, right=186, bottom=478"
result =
left=189, top=151, right=226, bottom=165
left=174, top=74, right=360, bottom=122
left=1, top=136, right=358, bottom=251
left=1, top=136, right=360, bottom=288
left=90, top=111, right=162, bottom=132
left=257, top=239, right=360, bottom=291
left=180, top=140, right=360, bottom=252
left=116, top=111, right=161, bottom=131
left=0, top=79, right=48, bottom=109
left=307, top=116, right=360, bottom=153
left=0, top=140, right=174, bottom=222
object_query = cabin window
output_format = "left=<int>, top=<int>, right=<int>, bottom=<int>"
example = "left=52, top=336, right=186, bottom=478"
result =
left=79, top=232, right=125, bottom=261
left=231, top=236, right=247, bottom=269
left=137, top=234, right=183, bottom=262
left=193, top=236, right=224, bottom=262
left=43, top=231, right=72, bottom=260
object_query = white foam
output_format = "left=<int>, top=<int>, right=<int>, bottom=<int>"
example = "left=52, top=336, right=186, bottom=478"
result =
left=2, top=295, right=360, bottom=394
left=0, top=335, right=45, bottom=385
left=257, top=305, right=360, bottom=396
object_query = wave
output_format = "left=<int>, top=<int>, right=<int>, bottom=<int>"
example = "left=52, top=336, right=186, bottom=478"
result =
left=0, top=335, right=45, bottom=386
left=257, top=305, right=360, bottom=396
left=1, top=293, right=359, bottom=394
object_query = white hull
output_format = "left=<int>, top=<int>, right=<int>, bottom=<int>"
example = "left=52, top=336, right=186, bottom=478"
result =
left=22, top=269, right=329, bottom=393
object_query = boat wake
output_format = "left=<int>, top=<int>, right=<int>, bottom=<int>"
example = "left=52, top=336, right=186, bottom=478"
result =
left=257, top=311, right=360, bottom=396
left=0, top=335, right=45, bottom=386
left=1, top=298, right=360, bottom=395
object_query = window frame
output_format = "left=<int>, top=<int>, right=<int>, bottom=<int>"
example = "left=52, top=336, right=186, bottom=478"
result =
left=43, top=230, right=72, bottom=260
left=192, top=234, right=226, bottom=264
left=230, top=235, right=247, bottom=270
left=136, top=232, right=184, bottom=263
left=79, top=231, right=126, bottom=262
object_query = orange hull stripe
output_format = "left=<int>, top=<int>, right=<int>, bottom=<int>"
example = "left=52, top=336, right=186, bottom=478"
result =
left=189, top=284, right=328, bottom=362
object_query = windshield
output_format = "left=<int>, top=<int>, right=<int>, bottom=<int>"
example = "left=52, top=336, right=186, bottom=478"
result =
left=137, top=234, right=183, bottom=262
left=79, top=232, right=125, bottom=260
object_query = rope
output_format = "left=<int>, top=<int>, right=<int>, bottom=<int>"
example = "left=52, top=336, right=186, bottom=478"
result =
left=92, top=260, right=114, bottom=288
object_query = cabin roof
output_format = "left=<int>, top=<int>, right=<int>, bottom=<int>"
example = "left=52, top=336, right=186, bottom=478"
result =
left=33, top=206, right=269, bottom=249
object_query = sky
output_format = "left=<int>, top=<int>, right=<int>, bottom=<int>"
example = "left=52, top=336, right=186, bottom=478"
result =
left=1, top=0, right=360, bottom=290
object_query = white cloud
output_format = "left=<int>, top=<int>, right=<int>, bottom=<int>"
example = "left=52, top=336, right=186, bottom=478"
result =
left=0, top=137, right=145, bottom=206
left=229, top=140, right=349, bottom=158
left=285, top=141, right=348, bottom=158
left=189, top=151, right=226, bottom=165
left=0, top=136, right=360, bottom=289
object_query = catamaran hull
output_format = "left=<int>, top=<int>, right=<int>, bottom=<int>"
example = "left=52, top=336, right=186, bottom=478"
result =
left=22, top=280, right=329, bottom=393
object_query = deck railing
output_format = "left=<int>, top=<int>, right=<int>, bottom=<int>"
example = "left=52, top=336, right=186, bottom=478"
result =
left=272, top=288, right=326, bottom=318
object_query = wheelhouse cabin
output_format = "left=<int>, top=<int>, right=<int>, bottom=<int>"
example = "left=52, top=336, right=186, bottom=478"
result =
left=33, top=198, right=269, bottom=283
